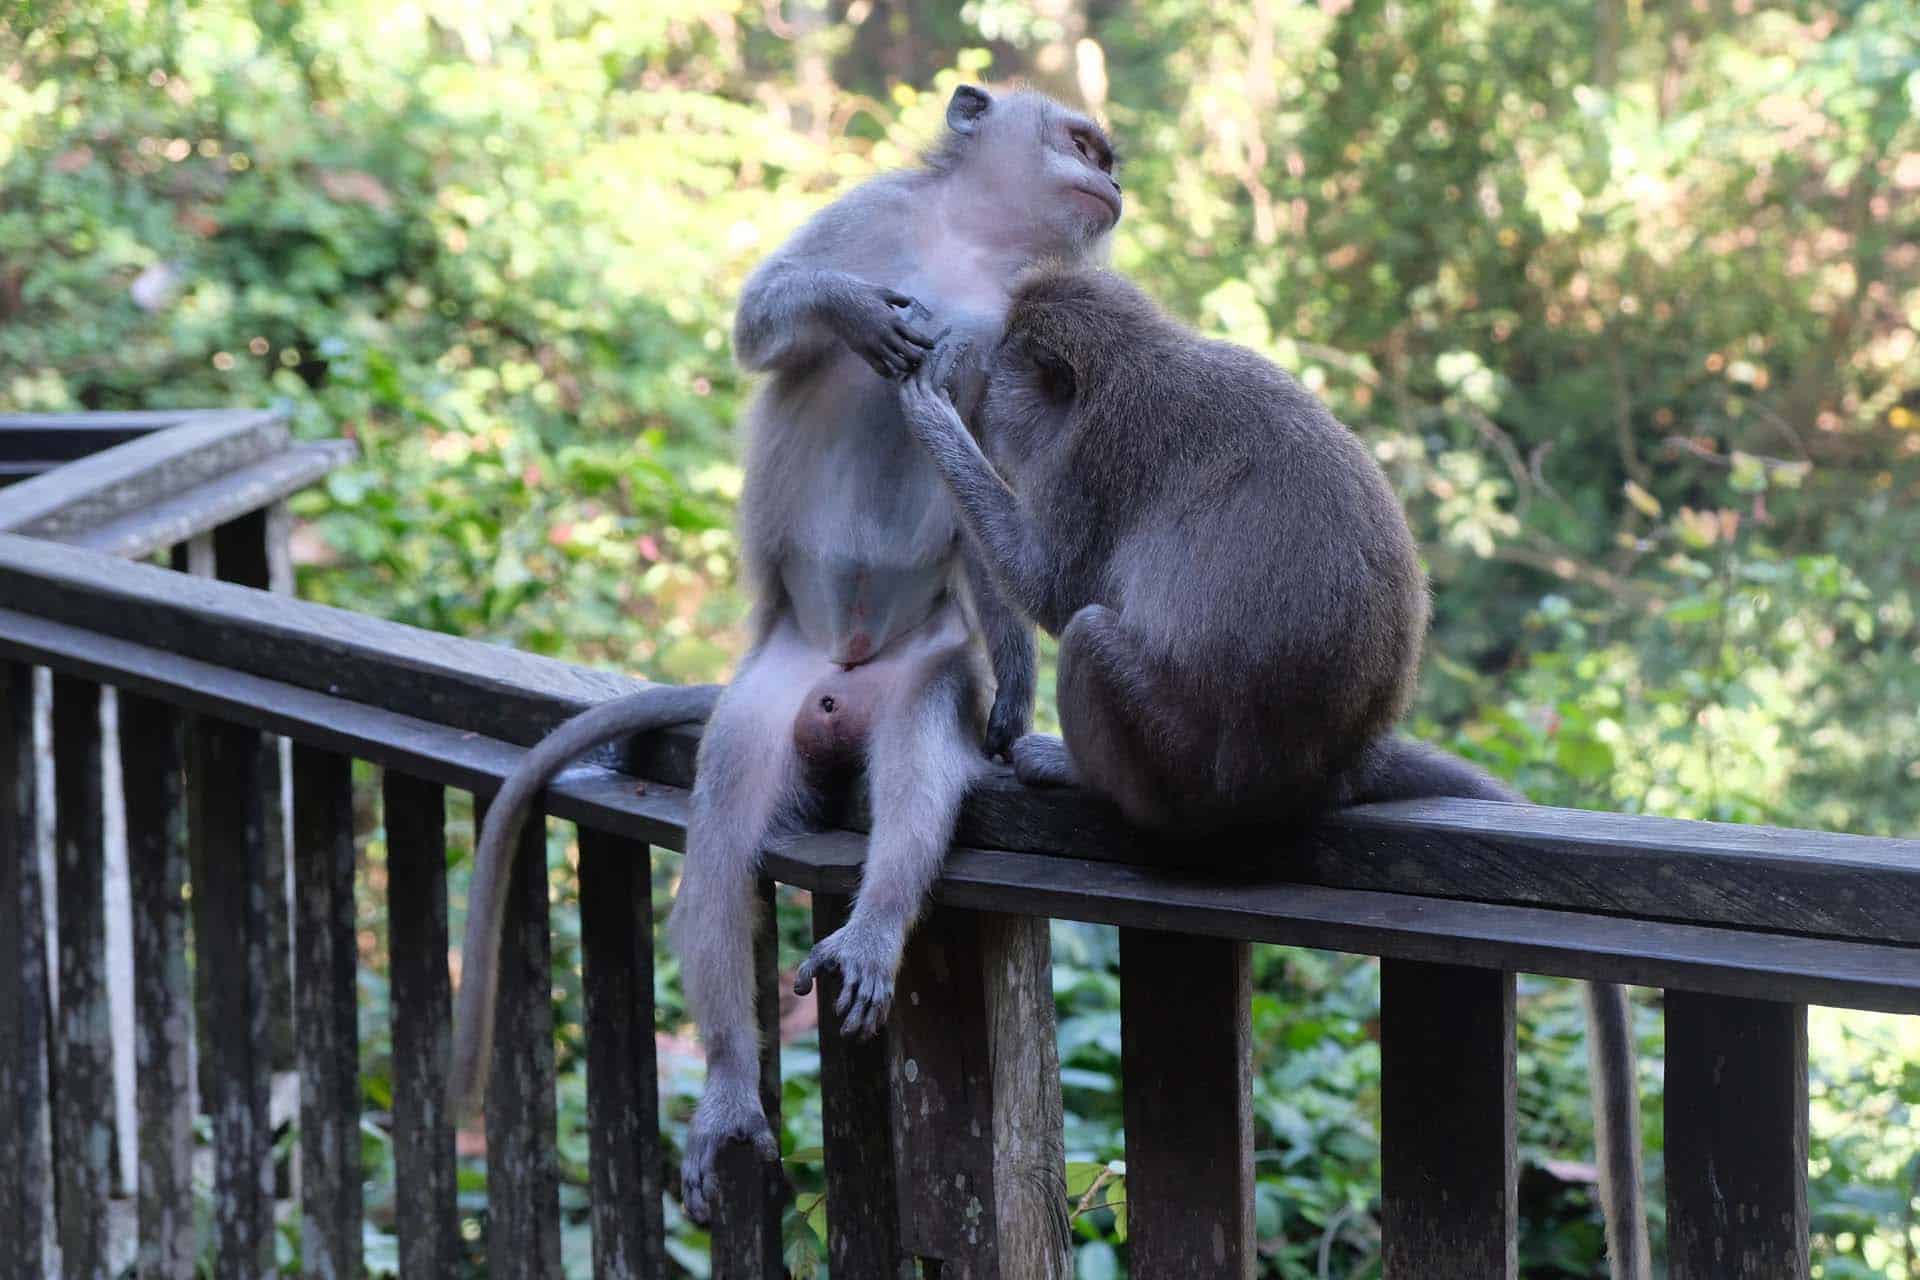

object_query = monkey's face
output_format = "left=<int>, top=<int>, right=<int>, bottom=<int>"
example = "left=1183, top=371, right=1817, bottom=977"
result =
left=949, top=88, right=1122, bottom=254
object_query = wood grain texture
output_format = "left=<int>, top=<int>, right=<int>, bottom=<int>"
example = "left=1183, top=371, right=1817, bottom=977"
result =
left=1380, top=960, right=1517, bottom=1280
left=51, top=674, right=112, bottom=1279
left=120, top=691, right=197, bottom=1278
left=1665, top=992, right=1809, bottom=1280
left=1119, top=931, right=1253, bottom=1280
left=983, top=913, right=1071, bottom=1280
left=891, top=908, right=1000, bottom=1276
left=0, top=410, right=286, bottom=539
left=191, top=716, right=276, bottom=1279
left=578, top=829, right=669, bottom=1280
left=812, top=893, right=911, bottom=1280
left=710, top=877, right=788, bottom=1280
left=482, top=801, right=563, bottom=1280
left=5, top=608, right=1919, bottom=1010
left=383, top=772, right=463, bottom=1278
left=292, top=744, right=363, bottom=1280
left=0, top=662, right=51, bottom=1280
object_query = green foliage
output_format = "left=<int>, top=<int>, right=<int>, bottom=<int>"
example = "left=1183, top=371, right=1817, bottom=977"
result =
left=6, top=0, right=1919, bottom=1274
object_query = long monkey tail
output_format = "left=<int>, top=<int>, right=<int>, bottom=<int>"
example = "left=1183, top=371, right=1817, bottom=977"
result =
left=450, top=683, right=723, bottom=1119
left=1337, top=735, right=1651, bottom=1280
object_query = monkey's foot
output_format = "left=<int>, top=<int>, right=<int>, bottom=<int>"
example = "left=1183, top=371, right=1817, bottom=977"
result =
left=1011, top=733, right=1079, bottom=787
left=680, top=1086, right=780, bottom=1227
left=793, top=919, right=904, bottom=1039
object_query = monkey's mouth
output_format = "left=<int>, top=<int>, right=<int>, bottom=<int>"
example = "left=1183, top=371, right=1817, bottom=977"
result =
left=1069, top=184, right=1122, bottom=225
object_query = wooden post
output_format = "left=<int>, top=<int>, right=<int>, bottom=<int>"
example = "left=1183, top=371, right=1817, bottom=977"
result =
left=0, top=661, right=51, bottom=1278
left=292, top=744, right=363, bottom=1278
left=51, top=674, right=113, bottom=1278
left=983, top=913, right=1070, bottom=1280
left=710, top=877, right=788, bottom=1279
left=383, top=773, right=462, bottom=1276
left=579, top=829, right=670, bottom=1278
left=1665, top=991, right=1809, bottom=1280
left=814, top=892, right=909, bottom=1279
left=482, top=800, right=563, bottom=1279
left=1380, top=960, right=1517, bottom=1280
left=192, top=716, right=276, bottom=1278
left=1119, top=930, right=1254, bottom=1279
left=121, top=691, right=196, bottom=1277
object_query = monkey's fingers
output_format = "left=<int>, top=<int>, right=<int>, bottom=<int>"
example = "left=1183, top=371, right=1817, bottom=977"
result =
left=881, top=288, right=918, bottom=311
left=893, top=319, right=938, bottom=349
left=792, top=956, right=819, bottom=997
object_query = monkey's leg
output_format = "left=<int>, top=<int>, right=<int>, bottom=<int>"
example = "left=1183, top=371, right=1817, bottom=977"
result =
left=1048, top=604, right=1189, bottom=831
left=669, top=628, right=828, bottom=1225
left=795, top=642, right=983, bottom=1038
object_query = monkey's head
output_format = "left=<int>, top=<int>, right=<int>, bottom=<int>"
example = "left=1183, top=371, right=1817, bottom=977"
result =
left=976, top=266, right=1173, bottom=460
left=930, top=84, right=1122, bottom=253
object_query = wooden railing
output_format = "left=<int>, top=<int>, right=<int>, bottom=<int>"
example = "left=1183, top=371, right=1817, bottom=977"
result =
left=3, top=412, right=1918, bottom=1278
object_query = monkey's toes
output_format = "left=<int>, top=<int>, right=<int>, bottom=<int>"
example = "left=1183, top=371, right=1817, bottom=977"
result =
left=1012, top=733, right=1079, bottom=787
left=681, top=1100, right=779, bottom=1226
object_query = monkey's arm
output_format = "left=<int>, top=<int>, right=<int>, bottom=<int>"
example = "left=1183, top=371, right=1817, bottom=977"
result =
left=963, top=544, right=1036, bottom=759
left=733, top=182, right=936, bottom=377
left=901, top=344, right=1066, bottom=632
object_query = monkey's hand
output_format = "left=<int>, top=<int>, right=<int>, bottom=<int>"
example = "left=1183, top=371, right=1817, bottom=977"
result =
left=680, top=1084, right=780, bottom=1226
left=818, top=273, right=937, bottom=379
left=898, top=330, right=974, bottom=448
left=794, top=917, right=905, bottom=1039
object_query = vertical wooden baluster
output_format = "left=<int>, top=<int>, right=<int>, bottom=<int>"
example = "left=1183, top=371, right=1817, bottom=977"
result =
left=51, top=674, right=113, bottom=1277
left=293, top=744, right=363, bottom=1277
left=579, top=828, right=669, bottom=1278
left=1665, top=991, right=1809, bottom=1280
left=983, top=912, right=1070, bottom=1280
left=121, top=691, right=196, bottom=1276
left=890, top=907, right=999, bottom=1277
left=1380, top=960, right=1517, bottom=1280
left=384, top=773, right=461, bottom=1277
left=213, top=509, right=296, bottom=1076
left=813, top=891, right=907, bottom=1278
left=711, top=876, right=788, bottom=1279
left=192, top=717, right=275, bottom=1277
left=1119, top=930, right=1254, bottom=1280
left=0, top=661, right=51, bottom=1278
left=483, top=801, right=562, bottom=1278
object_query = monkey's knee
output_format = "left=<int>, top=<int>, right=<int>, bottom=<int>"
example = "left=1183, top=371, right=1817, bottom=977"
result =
left=792, top=676, right=874, bottom=772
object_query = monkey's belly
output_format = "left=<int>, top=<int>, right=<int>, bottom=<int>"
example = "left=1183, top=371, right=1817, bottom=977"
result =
left=781, top=555, right=949, bottom=668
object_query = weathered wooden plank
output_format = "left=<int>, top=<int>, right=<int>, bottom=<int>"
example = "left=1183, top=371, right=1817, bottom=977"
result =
left=578, top=828, right=669, bottom=1279
left=892, top=907, right=1000, bottom=1275
left=813, top=892, right=907, bottom=1278
left=120, top=691, right=197, bottom=1277
left=482, top=799, right=563, bottom=1279
left=0, top=661, right=51, bottom=1279
left=7, top=534, right=1920, bottom=947
left=192, top=716, right=276, bottom=1278
left=69, top=441, right=356, bottom=561
left=1380, top=960, right=1517, bottom=1279
left=383, top=772, right=462, bottom=1277
left=0, top=410, right=286, bottom=539
left=1665, top=992, right=1809, bottom=1280
left=9, top=606, right=1920, bottom=1012
left=710, top=877, right=788, bottom=1279
left=1119, top=931, right=1252, bottom=1279
left=215, top=510, right=295, bottom=1078
left=292, top=744, right=362, bottom=1279
left=982, top=913, right=1070, bottom=1280
left=50, top=674, right=113, bottom=1277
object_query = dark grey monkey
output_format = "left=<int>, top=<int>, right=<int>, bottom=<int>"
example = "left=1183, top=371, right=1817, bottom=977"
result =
left=898, top=266, right=1649, bottom=1279
left=449, top=85, right=1123, bottom=1225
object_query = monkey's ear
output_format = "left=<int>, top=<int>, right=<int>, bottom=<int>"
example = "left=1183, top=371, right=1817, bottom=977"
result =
left=1031, top=347, right=1077, bottom=405
left=946, top=85, right=993, bottom=136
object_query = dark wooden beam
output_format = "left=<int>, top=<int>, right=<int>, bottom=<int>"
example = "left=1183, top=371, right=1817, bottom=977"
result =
left=1380, top=961, right=1517, bottom=1279
left=0, top=662, right=51, bottom=1279
left=1665, top=993, right=1809, bottom=1279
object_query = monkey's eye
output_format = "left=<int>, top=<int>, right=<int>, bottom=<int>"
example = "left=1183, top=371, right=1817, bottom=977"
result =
left=1072, top=132, right=1113, bottom=173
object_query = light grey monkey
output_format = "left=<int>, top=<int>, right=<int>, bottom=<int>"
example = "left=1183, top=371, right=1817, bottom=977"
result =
left=898, top=266, right=1649, bottom=1279
left=449, top=85, right=1123, bottom=1224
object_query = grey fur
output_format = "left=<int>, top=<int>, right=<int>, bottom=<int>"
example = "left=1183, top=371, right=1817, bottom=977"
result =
left=450, top=85, right=1122, bottom=1230
left=899, top=265, right=1647, bottom=1278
